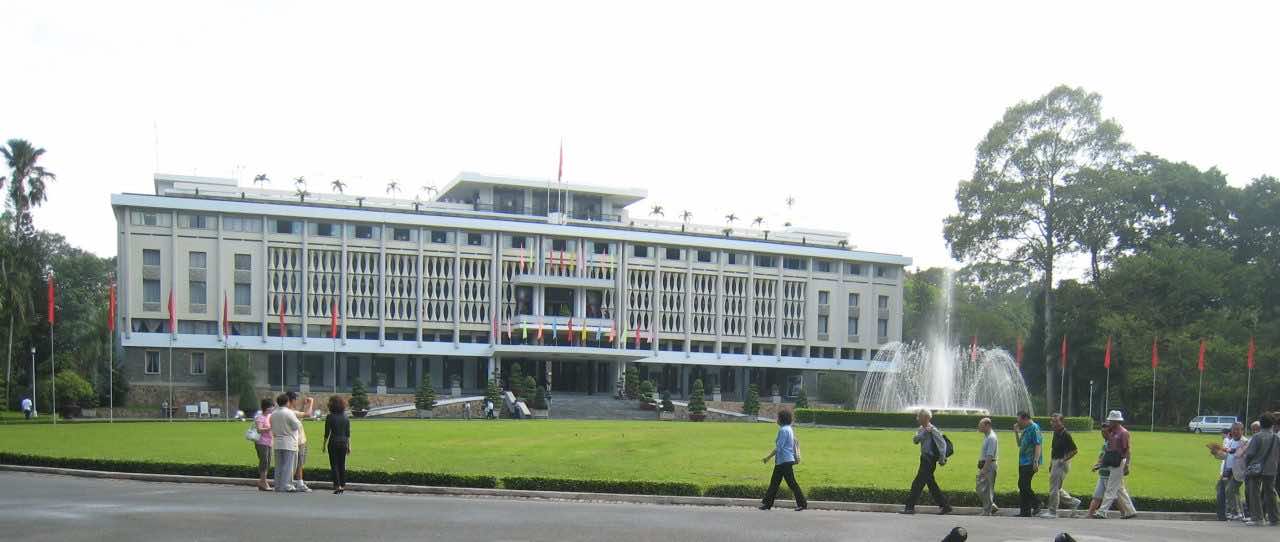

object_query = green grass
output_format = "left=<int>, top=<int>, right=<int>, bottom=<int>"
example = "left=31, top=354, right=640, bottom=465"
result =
left=0, top=419, right=1221, bottom=501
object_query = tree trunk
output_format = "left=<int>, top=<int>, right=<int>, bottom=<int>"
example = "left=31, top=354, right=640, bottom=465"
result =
left=5, top=313, right=11, bottom=411
left=1089, top=247, right=1103, bottom=291
left=1042, top=256, right=1056, bottom=415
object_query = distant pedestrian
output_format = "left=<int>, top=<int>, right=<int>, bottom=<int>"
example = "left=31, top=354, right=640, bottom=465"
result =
left=253, top=398, right=274, bottom=491
left=1243, top=413, right=1280, bottom=526
left=464, top=401, right=472, bottom=420
left=21, top=396, right=32, bottom=420
left=268, top=393, right=302, bottom=493
left=484, top=398, right=495, bottom=419
left=1091, top=410, right=1136, bottom=519
left=1042, top=413, right=1081, bottom=518
left=759, top=407, right=807, bottom=511
left=900, top=408, right=952, bottom=515
left=1012, top=411, right=1043, bottom=517
left=287, top=392, right=316, bottom=492
left=976, top=418, right=998, bottom=516
left=323, top=395, right=351, bottom=495
left=1211, top=421, right=1248, bottom=520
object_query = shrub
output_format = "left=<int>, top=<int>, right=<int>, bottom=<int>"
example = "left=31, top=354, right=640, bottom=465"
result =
left=414, top=375, right=436, bottom=410
left=485, top=377, right=502, bottom=408
left=795, top=388, right=809, bottom=409
left=501, top=476, right=699, bottom=496
left=40, top=370, right=96, bottom=412
left=624, top=367, right=639, bottom=400
left=687, top=379, right=706, bottom=413
left=817, top=373, right=855, bottom=405
left=533, top=386, right=549, bottom=410
left=660, top=391, right=674, bottom=412
left=524, top=376, right=538, bottom=405
left=638, top=380, right=656, bottom=405
left=743, top=384, right=760, bottom=416
left=509, top=364, right=526, bottom=398
left=792, top=409, right=1092, bottom=432
left=349, top=378, right=370, bottom=413
left=704, top=483, right=791, bottom=500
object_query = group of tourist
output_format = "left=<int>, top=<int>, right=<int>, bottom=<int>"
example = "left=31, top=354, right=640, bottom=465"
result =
left=250, top=392, right=352, bottom=495
left=1211, top=415, right=1280, bottom=526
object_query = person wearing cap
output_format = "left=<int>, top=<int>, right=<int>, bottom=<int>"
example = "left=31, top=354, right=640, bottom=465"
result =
left=1093, top=410, right=1136, bottom=518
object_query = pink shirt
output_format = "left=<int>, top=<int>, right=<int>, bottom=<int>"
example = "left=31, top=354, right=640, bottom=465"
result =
left=254, top=410, right=273, bottom=447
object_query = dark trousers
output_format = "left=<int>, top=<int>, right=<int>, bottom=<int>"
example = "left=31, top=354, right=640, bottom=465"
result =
left=328, top=441, right=348, bottom=488
left=23, top=409, right=31, bottom=420
left=1217, top=476, right=1229, bottom=520
left=1246, top=475, right=1279, bottom=524
left=761, top=462, right=806, bottom=509
left=905, top=455, right=948, bottom=510
left=1018, top=465, right=1038, bottom=516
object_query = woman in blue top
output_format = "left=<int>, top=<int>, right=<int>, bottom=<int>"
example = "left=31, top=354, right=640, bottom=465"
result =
left=759, top=408, right=808, bottom=511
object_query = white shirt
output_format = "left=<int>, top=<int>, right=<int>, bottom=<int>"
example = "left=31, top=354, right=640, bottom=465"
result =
left=1224, top=436, right=1247, bottom=473
left=268, top=406, right=302, bottom=452
left=21, top=398, right=32, bottom=411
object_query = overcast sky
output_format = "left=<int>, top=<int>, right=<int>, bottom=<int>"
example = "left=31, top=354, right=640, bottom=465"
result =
left=3, top=1, right=1277, bottom=274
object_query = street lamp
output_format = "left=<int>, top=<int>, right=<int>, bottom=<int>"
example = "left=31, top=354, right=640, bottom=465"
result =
left=30, top=347, right=36, bottom=418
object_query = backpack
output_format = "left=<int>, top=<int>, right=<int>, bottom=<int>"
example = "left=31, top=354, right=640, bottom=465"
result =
left=932, top=432, right=955, bottom=465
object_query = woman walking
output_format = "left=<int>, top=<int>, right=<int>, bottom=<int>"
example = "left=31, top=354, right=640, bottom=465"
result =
left=252, top=398, right=274, bottom=491
left=759, top=408, right=807, bottom=511
left=324, top=395, right=352, bottom=494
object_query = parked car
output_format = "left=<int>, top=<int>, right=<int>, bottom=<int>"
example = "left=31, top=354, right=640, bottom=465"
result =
left=1189, top=415, right=1239, bottom=433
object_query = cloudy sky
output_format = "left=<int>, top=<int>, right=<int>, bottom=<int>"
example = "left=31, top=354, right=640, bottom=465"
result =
left=3, top=1, right=1277, bottom=273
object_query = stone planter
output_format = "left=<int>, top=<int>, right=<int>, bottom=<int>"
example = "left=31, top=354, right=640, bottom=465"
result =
left=688, top=412, right=706, bottom=422
left=417, top=409, right=434, bottom=419
left=771, top=395, right=781, bottom=404
left=299, top=383, right=311, bottom=393
left=352, top=410, right=368, bottom=418
left=640, top=402, right=657, bottom=411
left=711, top=386, right=721, bottom=402
left=376, top=385, right=387, bottom=395
left=659, top=411, right=674, bottom=421
left=531, top=409, right=549, bottom=419
left=451, top=385, right=462, bottom=398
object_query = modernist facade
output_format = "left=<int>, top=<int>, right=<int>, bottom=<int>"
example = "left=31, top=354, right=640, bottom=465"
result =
left=113, top=172, right=910, bottom=402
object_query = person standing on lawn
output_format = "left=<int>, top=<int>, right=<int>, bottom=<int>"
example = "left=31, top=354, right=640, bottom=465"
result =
left=286, top=392, right=316, bottom=492
left=1093, top=410, right=1137, bottom=519
left=268, top=393, right=302, bottom=493
left=252, top=398, right=274, bottom=491
left=1041, top=413, right=1081, bottom=518
left=21, top=396, right=33, bottom=420
left=759, top=408, right=807, bottom=511
left=1012, top=411, right=1043, bottom=517
left=901, top=408, right=952, bottom=515
left=976, top=418, right=999, bottom=516
left=1212, top=422, right=1248, bottom=521
left=1243, top=413, right=1280, bottom=526
left=323, top=395, right=351, bottom=494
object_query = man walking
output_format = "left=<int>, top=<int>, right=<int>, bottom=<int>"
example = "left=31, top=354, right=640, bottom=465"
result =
left=1095, top=410, right=1137, bottom=518
left=21, top=396, right=33, bottom=420
left=976, top=418, right=999, bottom=516
left=268, top=393, right=302, bottom=493
left=1041, top=414, right=1081, bottom=518
left=900, top=409, right=952, bottom=515
left=1013, top=411, right=1042, bottom=517
left=1214, top=422, right=1248, bottom=521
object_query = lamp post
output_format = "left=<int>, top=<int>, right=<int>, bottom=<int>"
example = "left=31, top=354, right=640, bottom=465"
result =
left=1088, top=380, right=1095, bottom=424
left=29, top=347, right=36, bottom=418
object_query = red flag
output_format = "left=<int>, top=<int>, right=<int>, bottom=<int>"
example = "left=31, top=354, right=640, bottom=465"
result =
left=1103, top=336, right=1112, bottom=369
left=1060, top=335, right=1068, bottom=369
left=536, top=318, right=544, bottom=343
left=47, top=275, right=56, bottom=325
left=567, top=317, right=574, bottom=345
left=634, top=318, right=641, bottom=348
left=278, top=296, right=286, bottom=338
left=1197, top=339, right=1206, bottom=373
left=107, top=283, right=117, bottom=332
left=1151, top=337, right=1159, bottom=369
left=1015, top=336, right=1023, bottom=368
left=167, top=288, right=176, bottom=333
left=970, top=336, right=977, bottom=363
left=330, top=300, right=338, bottom=338
left=222, top=291, right=230, bottom=337
left=557, top=140, right=564, bottom=183
left=1247, top=337, right=1256, bottom=370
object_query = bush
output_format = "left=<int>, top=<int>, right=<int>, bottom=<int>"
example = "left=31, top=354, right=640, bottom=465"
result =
left=349, top=378, right=370, bottom=413
left=795, top=388, right=809, bottom=409
left=704, top=483, right=791, bottom=500
left=524, top=376, right=538, bottom=405
left=638, top=380, right=656, bottom=405
left=501, top=476, right=699, bottom=496
left=624, top=367, right=639, bottom=400
left=485, top=377, right=502, bottom=408
left=688, top=379, right=706, bottom=413
left=533, top=386, right=548, bottom=410
left=40, top=370, right=96, bottom=413
left=509, top=364, right=526, bottom=398
left=817, top=373, right=855, bottom=405
left=97, top=361, right=130, bottom=409
left=743, top=384, right=760, bottom=416
left=660, top=391, right=674, bottom=412
left=792, top=409, right=1093, bottom=432
left=414, top=375, right=436, bottom=410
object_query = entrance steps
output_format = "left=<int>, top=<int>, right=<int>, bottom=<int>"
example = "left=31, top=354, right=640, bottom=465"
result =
left=544, top=393, right=657, bottom=420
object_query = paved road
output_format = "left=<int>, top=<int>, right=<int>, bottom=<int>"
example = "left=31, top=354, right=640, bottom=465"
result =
left=0, top=472, right=1270, bottom=542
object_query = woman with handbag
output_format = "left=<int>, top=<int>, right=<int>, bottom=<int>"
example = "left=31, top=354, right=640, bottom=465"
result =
left=758, top=408, right=807, bottom=511
left=1243, top=414, right=1280, bottom=526
left=250, top=398, right=274, bottom=491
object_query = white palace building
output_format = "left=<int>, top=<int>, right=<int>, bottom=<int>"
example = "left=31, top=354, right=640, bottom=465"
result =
left=113, top=172, right=909, bottom=404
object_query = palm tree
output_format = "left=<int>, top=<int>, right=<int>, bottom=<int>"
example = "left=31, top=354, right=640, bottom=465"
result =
left=1, top=139, right=55, bottom=237
left=293, top=176, right=306, bottom=190
left=721, top=228, right=733, bottom=237
left=785, top=196, right=795, bottom=210
left=421, top=184, right=438, bottom=200
left=650, top=205, right=664, bottom=217
left=386, top=180, right=401, bottom=200
left=752, top=216, right=765, bottom=228
left=331, top=179, right=347, bottom=194
left=724, top=213, right=738, bottom=225
left=294, top=187, right=310, bottom=202
left=680, top=210, right=692, bottom=223
left=837, top=240, right=849, bottom=248
left=252, top=174, right=270, bottom=187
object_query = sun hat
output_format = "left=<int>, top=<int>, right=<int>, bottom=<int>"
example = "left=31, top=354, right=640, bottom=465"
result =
left=1105, top=410, right=1124, bottom=423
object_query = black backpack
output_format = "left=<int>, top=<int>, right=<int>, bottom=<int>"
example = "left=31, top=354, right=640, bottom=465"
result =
left=932, top=433, right=956, bottom=465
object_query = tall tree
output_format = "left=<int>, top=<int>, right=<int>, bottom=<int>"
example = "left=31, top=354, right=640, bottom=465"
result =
left=2, top=139, right=56, bottom=237
left=2, top=139, right=54, bottom=409
left=943, top=85, right=1129, bottom=411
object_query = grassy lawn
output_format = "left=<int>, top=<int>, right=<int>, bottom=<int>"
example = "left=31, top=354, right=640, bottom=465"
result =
left=0, top=419, right=1222, bottom=501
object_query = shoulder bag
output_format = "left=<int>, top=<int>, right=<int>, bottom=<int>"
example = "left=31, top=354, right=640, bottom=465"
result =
left=1247, top=434, right=1276, bottom=477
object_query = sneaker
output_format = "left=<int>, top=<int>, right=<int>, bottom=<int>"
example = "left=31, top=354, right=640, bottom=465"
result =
left=898, top=509, right=916, bottom=515
left=990, top=507, right=999, bottom=516
left=1038, top=511, right=1057, bottom=519
left=1245, top=520, right=1256, bottom=526
left=295, top=482, right=312, bottom=492
left=1089, top=512, right=1106, bottom=519
left=757, top=505, right=771, bottom=511
left=794, top=505, right=807, bottom=512
left=937, top=506, right=953, bottom=516
left=1068, top=498, right=1082, bottom=509
left=285, top=485, right=297, bottom=493
left=1121, top=513, right=1138, bottom=520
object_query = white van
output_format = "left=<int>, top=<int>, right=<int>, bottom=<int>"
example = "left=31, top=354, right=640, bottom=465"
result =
left=1189, top=415, right=1238, bottom=433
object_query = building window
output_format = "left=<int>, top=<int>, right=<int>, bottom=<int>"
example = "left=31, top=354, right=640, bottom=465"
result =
left=313, top=222, right=337, bottom=237
left=511, top=235, right=527, bottom=249
left=585, top=290, right=604, bottom=318
left=818, top=315, right=829, bottom=334
left=815, top=260, right=832, bottom=273
left=818, top=291, right=829, bottom=305
left=545, top=287, right=575, bottom=317
left=848, top=316, right=859, bottom=336
left=143, top=279, right=161, bottom=304
left=190, top=281, right=207, bottom=306
left=696, top=250, right=713, bottom=263
left=392, top=228, right=413, bottom=242
left=878, top=295, right=889, bottom=309
left=235, top=283, right=251, bottom=306
left=143, top=249, right=161, bottom=267
left=875, top=265, right=898, bottom=279
left=633, top=245, right=648, bottom=258
left=131, top=211, right=171, bottom=227
left=551, top=239, right=567, bottom=252
left=593, top=242, right=610, bottom=255
left=783, top=257, right=807, bottom=270
left=848, top=293, right=859, bottom=307
left=846, top=263, right=863, bottom=276
left=514, top=286, right=534, bottom=315
left=877, top=318, right=889, bottom=338
left=189, top=251, right=206, bottom=270
left=430, top=230, right=449, bottom=244
left=189, top=352, right=206, bottom=375
left=354, top=225, right=374, bottom=239
left=466, top=233, right=484, bottom=246
left=234, top=254, right=251, bottom=271
left=178, top=214, right=214, bottom=229
left=665, top=247, right=682, bottom=261
left=274, top=220, right=298, bottom=234
left=754, top=255, right=776, bottom=268
left=223, top=216, right=262, bottom=233
left=145, top=351, right=162, bottom=374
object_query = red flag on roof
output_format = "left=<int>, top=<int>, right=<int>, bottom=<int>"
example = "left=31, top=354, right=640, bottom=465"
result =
left=1103, top=336, right=1112, bottom=369
left=1151, top=337, right=1159, bottom=369
left=1247, top=337, right=1256, bottom=370
left=1197, top=339, right=1206, bottom=373
left=557, top=140, right=564, bottom=183
left=47, top=275, right=56, bottom=325
left=107, top=282, right=117, bottom=332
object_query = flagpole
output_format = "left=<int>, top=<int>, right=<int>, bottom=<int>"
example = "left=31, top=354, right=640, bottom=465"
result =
left=1150, top=365, right=1156, bottom=433
left=108, top=324, right=113, bottom=423
left=50, top=325, right=55, bottom=426
left=1196, top=370, right=1203, bottom=417
left=168, top=333, right=174, bottom=423
left=1245, top=368, right=1253, bottom=419
left=1059, top=362, right=1066, bottom=414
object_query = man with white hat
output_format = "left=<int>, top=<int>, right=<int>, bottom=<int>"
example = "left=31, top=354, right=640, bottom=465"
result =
left=1094, top=410, right=1137, bottom=518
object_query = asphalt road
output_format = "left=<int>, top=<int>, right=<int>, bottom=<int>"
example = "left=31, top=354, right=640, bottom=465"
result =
left=0, top=472, right=1271, bottom=542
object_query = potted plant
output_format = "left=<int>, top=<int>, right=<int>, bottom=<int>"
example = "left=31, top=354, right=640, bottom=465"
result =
left=375, top=372, right=388, bottom=395
left=531, top=386, right=549, bottom=419
left=350, top=378, right=370, bottom=417
left=770, top=383, right=781, bottom=404
left=638, top=380, right=657, bottom=411
left=415, top=375, right=436, bottom=418
left=298, top=370, right=311, bottom=393
left=688, top=379, right=707, bottom=422
left=485, top=377, right=503, bottom=418
left=795, top=387, right=810, bottom=409
left=743, top=383, right=761, bottom=419
left=509, top=364, right=526, bottom=398
left=659, top=390, right=675, bottom=420
left=624, top=367, right=639, bottom=400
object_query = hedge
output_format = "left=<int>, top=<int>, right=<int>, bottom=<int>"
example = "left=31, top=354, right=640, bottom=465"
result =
left=794, top=410, right=1093, bottom=432
left=501, top=476, right=700, bottom=496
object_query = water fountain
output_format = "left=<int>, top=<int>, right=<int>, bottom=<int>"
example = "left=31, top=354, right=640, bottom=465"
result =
left=855, top=268, right=1033, bottom=417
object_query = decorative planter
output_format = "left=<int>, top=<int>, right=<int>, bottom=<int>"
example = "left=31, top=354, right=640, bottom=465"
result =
left=711, top=386, right=721, bottom=402
left=771, top=395, right=782, bottom=404
left=299, top=383, right=311, bottom=393
left=688, top=412, right=706, bottom=422
left=531, top=409, right=549, bottom=419
left=376, top=385, right=387, bottom=395
left=417, top=409, right=434, bottom=419
left=659, top=411, right=674, bottom=421
left=451, top=385, right=462, bottom=398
